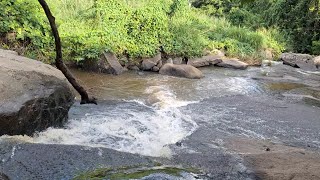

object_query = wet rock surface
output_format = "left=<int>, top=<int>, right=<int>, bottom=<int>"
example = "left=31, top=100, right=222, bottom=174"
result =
left=0, top=49, right=74, bottom=136
left=280, top=53, right=316, bottom=71
left=1, top=63, right=320, bottom=179
left=216, top=59, right=249, bottom=70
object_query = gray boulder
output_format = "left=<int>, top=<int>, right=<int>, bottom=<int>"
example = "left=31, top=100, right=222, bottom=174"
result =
left=280, top=53, right=316, bottom=71
left=216, top=59, right=248, bottom=70
left=82, top=52, right=124, bottom=75
left=142, top=53, right=161, bottom=71
left=0, top=49, right=74, bottom=136
left=313, top=56, right=320, bottom=69
left=187, top=55, right=222, bottom=68
left=101, top=52, right=124, bottom=75
left=172, top=57, right=183, bottom=64
left=159, top=64, right=203, bottom=79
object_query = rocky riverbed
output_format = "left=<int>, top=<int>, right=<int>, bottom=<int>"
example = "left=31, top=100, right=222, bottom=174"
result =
left=1, top=62, right=320, bottom=179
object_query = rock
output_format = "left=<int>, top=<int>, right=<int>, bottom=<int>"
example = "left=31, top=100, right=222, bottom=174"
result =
left=216, top=59, right=248, bottom=70
left=262, top=49, right=273, bottom=60
left=0, top=49, right=75, bottom=136
left=82, top=52, right=124, bottom=75
left=127, top=65, right=140, bottom=71
left=142, top=53, right=161, bottom=71
left=0, top=172, right=9, bottom=180
left=152, top=66, right=160, bottom=72
left=261, top=60, right=282, bottom=67
left=164, top=58, right=173, bottom=64
left=172, top=57, right=183, bottom=64
left=159, top=64, right=204, bottom=79
left=280, top=53, right=315, bottom=71
left=102, top=52, right=124, bottom=75
left=212, top=49, right=225, bottom=57
left=156, top=59, right=163, bottom=69
left=313, top=56, right=320, bottom=69
left=187, top=55, right=222, bottom=68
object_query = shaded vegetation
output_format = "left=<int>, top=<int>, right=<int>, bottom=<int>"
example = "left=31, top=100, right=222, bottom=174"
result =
left=192, top=0, right=320, bottom=54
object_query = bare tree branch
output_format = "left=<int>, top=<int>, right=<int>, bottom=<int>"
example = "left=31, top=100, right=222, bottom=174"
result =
left=38, top=0, right=97, bottom=105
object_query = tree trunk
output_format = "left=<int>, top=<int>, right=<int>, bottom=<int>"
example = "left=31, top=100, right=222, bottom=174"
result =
left=38, top=0, right=97, bottom=105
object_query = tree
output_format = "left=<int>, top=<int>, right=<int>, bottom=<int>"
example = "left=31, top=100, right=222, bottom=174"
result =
left=38, top=0, right=97, bottom=105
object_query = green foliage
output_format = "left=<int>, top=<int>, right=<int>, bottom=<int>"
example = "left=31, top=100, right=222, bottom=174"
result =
left=0, top=0, right=53, bottom=61
left=193, top=0, right=320, bottom=55
left=264, top=0, right=320, bottom=54
left=312, top=41, right=320, bottom=55
left=207, top=19, right=284, bottom=59
left=0, top=0, right=288, bottom=64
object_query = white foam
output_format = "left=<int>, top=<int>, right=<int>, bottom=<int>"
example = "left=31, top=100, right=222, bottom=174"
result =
left=28, top=85, right=198, bottom=157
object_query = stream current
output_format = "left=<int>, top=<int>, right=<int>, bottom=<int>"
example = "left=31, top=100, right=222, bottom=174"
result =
left=6, top=66, right=320, bottom=157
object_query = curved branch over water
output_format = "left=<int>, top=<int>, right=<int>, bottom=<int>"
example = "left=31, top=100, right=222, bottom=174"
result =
left=38, top=0, right=97, bottom=105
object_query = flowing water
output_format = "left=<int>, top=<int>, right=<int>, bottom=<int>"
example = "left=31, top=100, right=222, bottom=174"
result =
left=22, top=67, right=262, bottom=157
left=4, top=66, right=320, bottom=157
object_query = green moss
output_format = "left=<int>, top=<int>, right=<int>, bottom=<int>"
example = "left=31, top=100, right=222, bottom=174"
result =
left=73, top=165, right=200, bottom=180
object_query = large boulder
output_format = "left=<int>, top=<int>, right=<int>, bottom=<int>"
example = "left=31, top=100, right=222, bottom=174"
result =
left=187, top=55, right=222, bottom=68
left=142, top=53, right=161, bottom=71
left=0, top=49, right=74, bottom=136
left=280, top=53, right=316, bottom=71
left=216, top=59, right=248, bottom=70
left=159, top=63, right=204, bottom=79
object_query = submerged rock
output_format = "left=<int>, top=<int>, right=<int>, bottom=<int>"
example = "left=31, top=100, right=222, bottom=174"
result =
left=280, top=53, right=316, bottom=71
left=216, top=59, right=248, bottom=70
left=159, top=64, right=203, bottom=79
left=0, top=49, right=74, bottom=136
left=187, top=55, right=222, bottom=68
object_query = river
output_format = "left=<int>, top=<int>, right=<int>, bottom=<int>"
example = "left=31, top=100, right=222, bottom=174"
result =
left=1, top=64, right=320, bottom=179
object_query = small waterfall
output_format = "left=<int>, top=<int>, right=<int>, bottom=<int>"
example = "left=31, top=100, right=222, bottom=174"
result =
left=29, top=85, right=198, bottom=157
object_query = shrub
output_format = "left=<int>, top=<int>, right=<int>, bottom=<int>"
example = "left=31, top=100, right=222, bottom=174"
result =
left=0, top=0, right=53, bottom=61
left=0, top=0, right=288, bottom=64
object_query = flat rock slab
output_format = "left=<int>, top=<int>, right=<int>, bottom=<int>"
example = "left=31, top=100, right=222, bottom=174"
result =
left=187, top=55, right=222, bottom=68
left=216, top=59, right=248, bottom=70
left=0, top=140, right=153, bottom=180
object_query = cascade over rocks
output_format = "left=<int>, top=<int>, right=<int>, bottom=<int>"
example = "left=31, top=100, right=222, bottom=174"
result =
left=216, top=58, right=249, bottom=70
left=0, top=49, right=74, bottom=136
left=159, top=63, right=204, bottom=79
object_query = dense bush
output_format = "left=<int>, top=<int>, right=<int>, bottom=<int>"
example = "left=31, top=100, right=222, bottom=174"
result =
left=0, top=0, right=53, bottom=61
left=191, top=0, right=320, bottom=55
left=0, top=0, right=287, bottom=64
